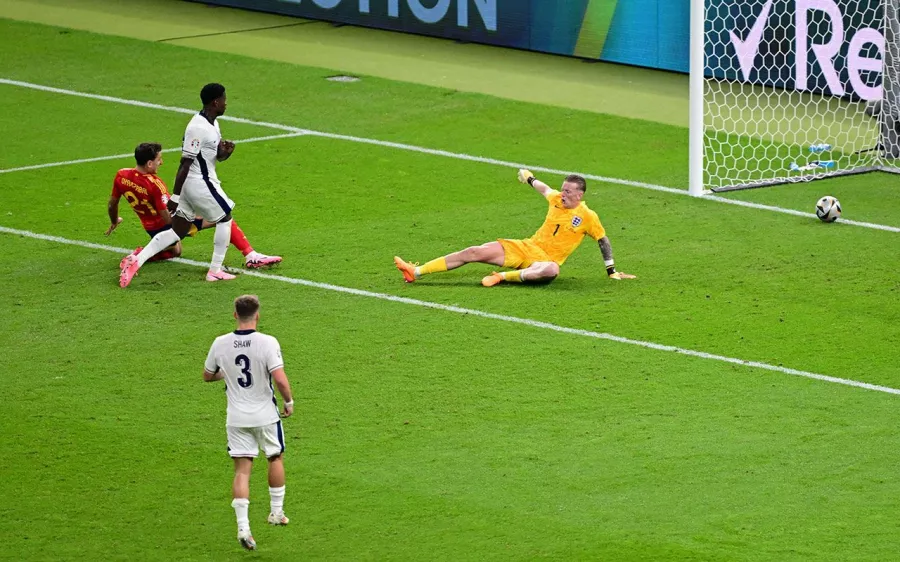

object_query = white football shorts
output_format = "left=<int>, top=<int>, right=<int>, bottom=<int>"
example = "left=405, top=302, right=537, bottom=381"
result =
left=227, top=421, right=285, bottom=459
left=176, top=177, right=235, bottom=223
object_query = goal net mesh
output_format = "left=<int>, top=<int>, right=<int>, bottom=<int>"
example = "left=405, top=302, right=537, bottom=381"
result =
left=703, top=0, right=900, bottom=192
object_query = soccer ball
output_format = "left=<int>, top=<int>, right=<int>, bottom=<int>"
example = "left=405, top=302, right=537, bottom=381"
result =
left=815, top=196, right=841, bottom=223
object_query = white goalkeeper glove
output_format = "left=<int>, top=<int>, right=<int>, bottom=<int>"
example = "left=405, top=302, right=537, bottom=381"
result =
left=517, top=169, right=535, bottom=185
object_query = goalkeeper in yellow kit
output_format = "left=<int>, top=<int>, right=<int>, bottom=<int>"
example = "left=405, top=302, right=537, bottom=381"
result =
left=394, top=170, right=636, bottom=286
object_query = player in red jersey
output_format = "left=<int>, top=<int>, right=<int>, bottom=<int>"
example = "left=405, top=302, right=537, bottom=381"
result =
left=106, top=143, right=281, bottom=269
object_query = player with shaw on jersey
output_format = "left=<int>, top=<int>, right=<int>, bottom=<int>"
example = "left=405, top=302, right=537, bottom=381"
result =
left=203, top=295, right=294, bottom=551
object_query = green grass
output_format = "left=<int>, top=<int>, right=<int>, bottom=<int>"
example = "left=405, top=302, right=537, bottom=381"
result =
left=2, top=18, right=900, bottom=561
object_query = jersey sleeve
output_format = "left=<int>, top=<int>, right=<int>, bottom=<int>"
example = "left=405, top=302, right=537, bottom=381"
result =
left=149, top=184, right=167, bottom=212
left=545, top=189, right=561, bottom=202
left=111, top=172, right=123, bottom=197
left=586, top=210, right=606, bottom=241
left=182, top=123, right=202, bottom=158
left=266, top=337, right=284, bottom=373
left=204, top=340, right=219, bottom=374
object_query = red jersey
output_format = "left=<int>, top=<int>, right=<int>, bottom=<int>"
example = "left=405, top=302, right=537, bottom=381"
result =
left=111, top=168, right=171, bottom=232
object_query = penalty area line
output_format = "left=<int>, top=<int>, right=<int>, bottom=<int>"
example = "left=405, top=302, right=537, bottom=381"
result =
left=1, top=224, right=898, bottom=397
left=2, top=78, right=898, bottom=234
left=0, top=132, right=307, bottom=174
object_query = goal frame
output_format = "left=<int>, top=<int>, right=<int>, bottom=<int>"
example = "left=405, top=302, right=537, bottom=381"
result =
left=688, top=0, right=900, bottom=195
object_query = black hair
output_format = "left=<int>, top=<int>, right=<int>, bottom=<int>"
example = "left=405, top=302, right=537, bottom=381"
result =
left=200, top=83, right=226, bottom=106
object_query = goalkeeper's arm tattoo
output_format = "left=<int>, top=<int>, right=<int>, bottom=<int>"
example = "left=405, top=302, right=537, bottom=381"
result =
left=598, top=236, right=616, bottom=275
left=598, top=236, right=613, bottom=262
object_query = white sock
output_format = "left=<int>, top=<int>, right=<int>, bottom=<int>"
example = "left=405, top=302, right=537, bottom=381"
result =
left=136, top=229, right=180, bottom=267
left=269, top=485, right=285, bottom=515
left=210, top=219, right=232, bottom=271
left=231, top=498, right=250, bottom=533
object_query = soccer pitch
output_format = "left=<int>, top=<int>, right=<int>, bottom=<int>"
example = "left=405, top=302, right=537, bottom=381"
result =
left=2, top=10, right=900, bottom=561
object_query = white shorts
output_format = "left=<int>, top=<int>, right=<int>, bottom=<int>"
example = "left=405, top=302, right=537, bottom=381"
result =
left=175, top=177, right=235, bottom=223
left=227, top=421, right=285, bottom=459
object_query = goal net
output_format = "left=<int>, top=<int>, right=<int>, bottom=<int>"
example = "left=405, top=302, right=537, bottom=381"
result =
left=690, top=0, right=900, bottom=193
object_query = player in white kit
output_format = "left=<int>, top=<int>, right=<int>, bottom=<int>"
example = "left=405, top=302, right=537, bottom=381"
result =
left=203, top=295, right=295, bottom=551
left=120, top=83, right=276, bottom=287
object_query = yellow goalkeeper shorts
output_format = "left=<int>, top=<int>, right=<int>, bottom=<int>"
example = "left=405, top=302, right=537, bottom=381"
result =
left=498, top=239, right=553, bottom=269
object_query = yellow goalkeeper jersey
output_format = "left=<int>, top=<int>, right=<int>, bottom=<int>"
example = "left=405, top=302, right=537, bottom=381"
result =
left=530, top=190, right=606, bottom=265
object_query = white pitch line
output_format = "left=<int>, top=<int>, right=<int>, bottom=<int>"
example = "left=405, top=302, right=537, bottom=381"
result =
left=0, top=132, right=307, bottom=174
left=703, top=194, right=900, bottom=233
left=1, top=224, right=897, bottom=397
left=0, top=78, right=303, bottom=132
left=3, top=78, right=898, bottom=234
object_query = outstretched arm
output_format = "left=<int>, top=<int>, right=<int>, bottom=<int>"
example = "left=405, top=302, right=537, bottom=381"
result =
left=517, top=169, right=553, bottom=198
left=105, top=195, right=122, bottom=236
left=598, top=236, right=636, bottom=280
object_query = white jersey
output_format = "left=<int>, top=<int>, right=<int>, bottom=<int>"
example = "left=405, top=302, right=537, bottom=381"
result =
left=204, top=329, right=284, bottom=428
left=182, top=112, right=222, bottom=185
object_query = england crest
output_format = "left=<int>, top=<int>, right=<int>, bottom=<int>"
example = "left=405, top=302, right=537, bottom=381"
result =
left=571, top=216, right=583, bottom=227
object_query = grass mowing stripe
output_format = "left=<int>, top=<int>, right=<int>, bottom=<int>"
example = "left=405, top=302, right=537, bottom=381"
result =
left=0, top=132, right=306, bottom=174
left=4, top=78, right=898, bottom=234
left=2, top=224, right=898, bottom=397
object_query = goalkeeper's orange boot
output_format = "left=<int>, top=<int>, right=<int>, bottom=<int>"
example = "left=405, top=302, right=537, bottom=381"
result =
left=481, top=272, right=504, bottom=287
left=393, top=256, right=417, bottom=283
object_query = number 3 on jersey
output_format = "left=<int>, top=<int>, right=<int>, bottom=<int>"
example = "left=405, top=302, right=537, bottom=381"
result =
left=235, top=354, right=253, bottom=388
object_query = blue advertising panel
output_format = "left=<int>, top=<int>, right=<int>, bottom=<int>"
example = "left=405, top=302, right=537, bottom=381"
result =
left=187, top=0, right=886, bottom=99
left=187, top=0, right=689, bottom=70
left=707, top=0, right=884, bottom=101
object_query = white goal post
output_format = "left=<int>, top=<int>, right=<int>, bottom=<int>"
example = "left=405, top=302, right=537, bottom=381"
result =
left=689, top=0, right=900, bottom=195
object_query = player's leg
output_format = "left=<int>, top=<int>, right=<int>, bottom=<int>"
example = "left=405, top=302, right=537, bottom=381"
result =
left=231, top=221, right=282, bottom=268
left=482, top=241, right=558, bottom=287
left=210, top=213, right=234, bottom=280
left=184, top=178, right=237, bottom=281
left=123, top=229, right=185, bottom=268
left=145, top=226, right=182, bottom=262
left=119, top=198, right=199, bottom=287
left=394, top=242, right=505, bottom=282
left=228, top=426, right=258, bottom=550
left=192, top=218, right=280, bottom=268
left=259, top=421, right=289, bottom=525
left=483, top=261, right=559, bottom=287
left=265, top=455, right=288, bottom=525
left=120, top=227, right=180, bottom=287
left=232, top=458, right=256, bottom=550
left=188, top=218, right=205, bottom=237
left=484, top=261, right=560, bottom=287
